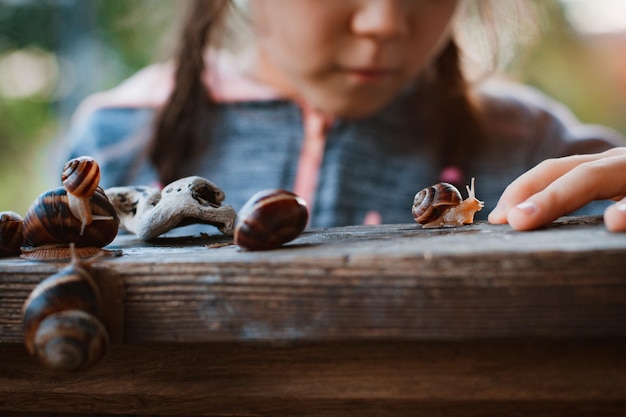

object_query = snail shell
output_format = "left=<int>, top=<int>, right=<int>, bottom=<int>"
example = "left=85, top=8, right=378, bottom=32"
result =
left=412, top=182, right=463, bottom=224
left=61, top=156, right=101, bottom=199
left=21, top=186, right=119, bottom=260
left=22, top=249, right=109, bottom=371
left=234, top=189, right=308, bottom=251
left=0, top=211, right=24, bottom=257
left=412, top=178, right=484, bottom=228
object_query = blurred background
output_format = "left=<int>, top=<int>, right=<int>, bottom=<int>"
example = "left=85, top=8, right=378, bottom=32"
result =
left=0, top=0, right=625, bottom=215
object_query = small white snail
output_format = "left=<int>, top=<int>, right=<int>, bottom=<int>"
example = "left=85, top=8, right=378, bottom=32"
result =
left=412, top=178, right=484, bottom=228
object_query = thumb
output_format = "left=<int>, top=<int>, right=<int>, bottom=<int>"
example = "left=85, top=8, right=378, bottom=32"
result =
left=604, top=197, right=626, bottom=232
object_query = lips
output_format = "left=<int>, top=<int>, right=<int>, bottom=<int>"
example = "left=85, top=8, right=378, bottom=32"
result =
left=343, top=67, right=397, bottom=82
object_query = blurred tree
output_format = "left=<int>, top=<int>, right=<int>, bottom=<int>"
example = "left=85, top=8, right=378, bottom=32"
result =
left=0, top=0, right=176, bottom=214
left=506, top=0, right=626, bottom=136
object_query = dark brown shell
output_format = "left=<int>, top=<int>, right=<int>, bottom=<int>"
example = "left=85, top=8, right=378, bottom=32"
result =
left=31, top=310, right=109, bottom=371
left=412, top=182, right=463, bottom=224
left=234, top=189, right=308, bottom=251
left=0, top=211, right=24, bottom=257
left=22, top=259, right=109, bottom=371
left=61, top=156, right=101, bottom=198
left=22, top=186, right=119, bottom=250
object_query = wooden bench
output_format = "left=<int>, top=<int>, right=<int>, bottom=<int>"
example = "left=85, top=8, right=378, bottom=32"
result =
left=1, top=216, right=625, bottom=416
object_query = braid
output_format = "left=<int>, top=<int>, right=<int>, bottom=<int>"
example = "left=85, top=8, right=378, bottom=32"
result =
left=419, top=39, right=484, bottom=189
left=149, top=0, right=230, bottom=185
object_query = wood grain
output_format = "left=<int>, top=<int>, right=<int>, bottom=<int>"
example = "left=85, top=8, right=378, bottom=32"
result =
left=1, top=340, right=625, bottom=416
left=1, top=217, right=624, bottom=344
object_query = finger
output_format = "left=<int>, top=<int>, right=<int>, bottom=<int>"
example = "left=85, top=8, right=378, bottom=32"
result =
left=604, top=197, right=626, bottom=232
left=488, top=154, right=600, bottom=224
left=506, top=154, right=626, bottom=230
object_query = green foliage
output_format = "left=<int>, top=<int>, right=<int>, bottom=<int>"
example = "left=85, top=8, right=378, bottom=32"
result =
left=0, top=95, right=58, bottom=213
left=95, top=0, right=177, bottom=73
left=0, top=3, right=59, bottom=51
left=507, top=0, right=626, bottom=137
left=0, top=0, right=176, bottom=214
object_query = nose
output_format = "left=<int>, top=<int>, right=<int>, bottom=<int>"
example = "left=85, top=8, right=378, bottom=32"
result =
left=350, top=0, right=411, bottom=40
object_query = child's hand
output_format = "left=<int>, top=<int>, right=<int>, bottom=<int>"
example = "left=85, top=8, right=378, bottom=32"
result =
left=488, top=148, right=626, bottom=232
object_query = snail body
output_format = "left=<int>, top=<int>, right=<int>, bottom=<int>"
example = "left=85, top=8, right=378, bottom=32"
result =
left=0, top=211, right=24, bottom=257
left=412, top=178, right=484, bottom=228
left=234, top=189, right=308, bottom=251
left=62, top=156, right=114, bottom=235
left=22, top=248, right=109, bottom=371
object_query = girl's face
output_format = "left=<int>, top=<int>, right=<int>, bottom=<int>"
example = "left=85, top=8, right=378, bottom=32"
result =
left=250, top=0, right=459, bottom=118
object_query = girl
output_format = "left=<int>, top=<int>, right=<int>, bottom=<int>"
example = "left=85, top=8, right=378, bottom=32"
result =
left=66, top=0, right=626, bottom=232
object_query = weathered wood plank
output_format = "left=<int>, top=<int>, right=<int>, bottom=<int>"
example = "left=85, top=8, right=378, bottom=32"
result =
left=1, top=217, right=625, bottom=344
left=1, top=216, right=626, bottom=416
left=1, top=340, right=625, bottom=416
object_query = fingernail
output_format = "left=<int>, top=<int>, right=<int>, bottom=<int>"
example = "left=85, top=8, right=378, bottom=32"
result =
left=617, top=203, right=626, bottom=212
left=514, top=201, right=537, bottom=215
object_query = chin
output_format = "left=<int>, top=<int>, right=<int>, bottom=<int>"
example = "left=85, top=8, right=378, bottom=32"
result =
left=316, top=98, right=392, bottom=120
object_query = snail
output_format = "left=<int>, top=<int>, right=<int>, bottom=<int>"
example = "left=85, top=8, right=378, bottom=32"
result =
left=21, top=156, right=120, bottom=260
left=0, top=211, right=24, bottom=257
left=61, top=156, right=114, bottom=235
left=22, top=245, right=109, bottom=371
left=412, top=178, right=484, bottom=228
left=234, top=189, right=308, bottom=251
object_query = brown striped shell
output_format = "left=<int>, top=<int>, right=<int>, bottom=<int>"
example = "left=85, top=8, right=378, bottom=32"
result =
left=22, top=249, right=109, bottom=371
left=412, top=182, right=463, bottom=224
left=22, top=186, right=119, bottom=254
left=234, top=189, right=308, bottom=251
left=0, top=211, right=24, bottom=257
left=61, top=156, right=101, bottom=198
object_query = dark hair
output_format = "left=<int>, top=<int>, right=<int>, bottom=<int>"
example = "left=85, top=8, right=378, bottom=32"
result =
left=421, top=39, right=484, bottom=188
left=150, top=0, right=484, bottom=188
left=149, top=0, right=229, bottom=184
